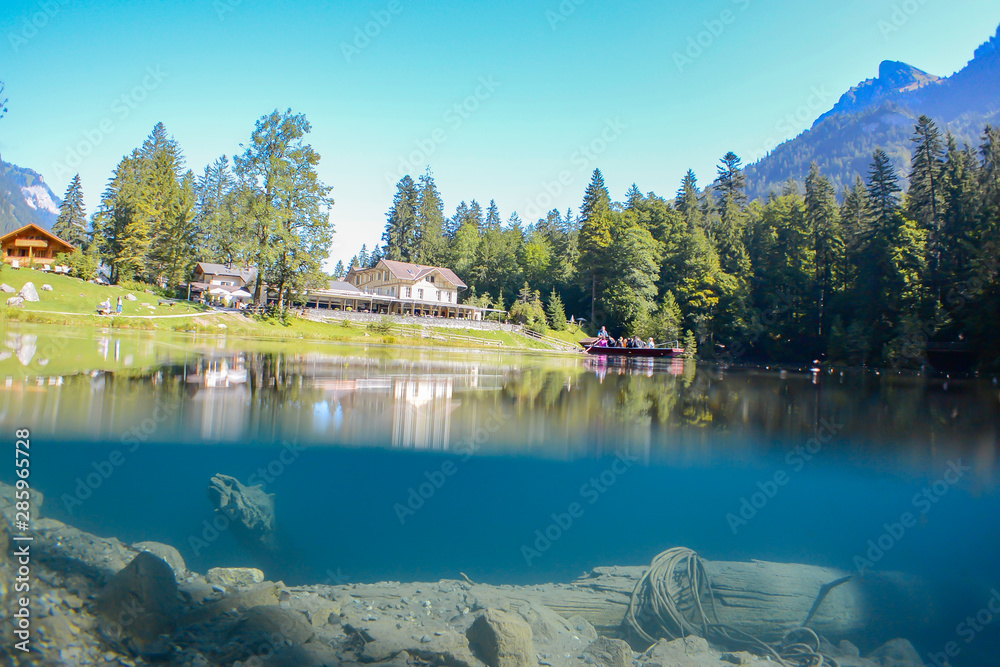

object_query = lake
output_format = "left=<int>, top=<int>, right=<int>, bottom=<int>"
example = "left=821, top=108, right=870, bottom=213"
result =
left=2, top=322, right=999, bottom=665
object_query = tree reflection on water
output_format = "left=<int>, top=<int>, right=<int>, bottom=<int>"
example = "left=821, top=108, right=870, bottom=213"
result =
left=1, top=333, right=997, bottom=479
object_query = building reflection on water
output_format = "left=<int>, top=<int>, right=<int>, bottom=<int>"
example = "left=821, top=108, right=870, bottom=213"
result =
left=1, top=329, right=997, bottom=476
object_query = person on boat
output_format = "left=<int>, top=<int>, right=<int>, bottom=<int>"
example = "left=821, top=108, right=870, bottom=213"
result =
left=598, top=326, right=609, bottom=340
left=647, top=337, right=655, bottom=348
left=618, top=336, right=627, bottom=348
left=633, top=336, right=645, bottom=348
left=596, top=337, right=608, bottom=347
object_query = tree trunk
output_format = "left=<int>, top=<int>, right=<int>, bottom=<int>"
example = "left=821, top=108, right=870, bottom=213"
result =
left=530, top=561, right=935, bottom=646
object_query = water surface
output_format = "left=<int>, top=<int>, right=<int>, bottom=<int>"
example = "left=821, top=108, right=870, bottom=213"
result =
left=2, top=322, right=999, bottom=664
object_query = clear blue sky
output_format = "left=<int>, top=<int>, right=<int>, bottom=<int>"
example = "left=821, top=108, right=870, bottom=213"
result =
left=1, top=0, right=998, bottom=269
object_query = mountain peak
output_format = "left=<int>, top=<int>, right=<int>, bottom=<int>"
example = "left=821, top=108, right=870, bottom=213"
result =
left=876, top=60, right=939, bottom=92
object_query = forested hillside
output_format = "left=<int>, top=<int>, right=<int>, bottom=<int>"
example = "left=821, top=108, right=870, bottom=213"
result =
left=744, top=24, right=1000, bottom=198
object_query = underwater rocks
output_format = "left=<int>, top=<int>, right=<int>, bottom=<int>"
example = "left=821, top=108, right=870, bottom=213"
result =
left=96, top=551, right=181, bottom=657
left=583, top=636, right=633, bottom=667
left=206, top=473, right=275, bottom=545
left=206, top=566, right=265, bottom=588
left=133, top=540, right=187, bottom=577
left=466, top=608, right=535, bottom=667
left=0, top=479, right=942, bottom=667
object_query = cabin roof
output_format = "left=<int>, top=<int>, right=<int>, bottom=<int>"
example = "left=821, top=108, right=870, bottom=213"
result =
left=0, top=223, right=76, bottom=250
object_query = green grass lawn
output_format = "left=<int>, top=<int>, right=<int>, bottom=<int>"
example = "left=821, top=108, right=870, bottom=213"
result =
left=0, top=268, right=208, bottom=317
left=0, top=268, right=584, bottom=353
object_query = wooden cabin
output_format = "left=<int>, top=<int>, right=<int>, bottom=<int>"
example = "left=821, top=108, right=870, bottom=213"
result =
left=0, top=223, right=75, bottom=269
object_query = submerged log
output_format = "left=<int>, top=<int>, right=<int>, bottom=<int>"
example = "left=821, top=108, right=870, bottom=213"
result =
left=532, top=560, right=935, bottom=646
left=319, top=557, right=937, bottom=650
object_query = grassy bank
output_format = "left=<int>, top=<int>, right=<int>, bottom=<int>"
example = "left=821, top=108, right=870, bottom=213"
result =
left=0, top=268, right=586, bottom=352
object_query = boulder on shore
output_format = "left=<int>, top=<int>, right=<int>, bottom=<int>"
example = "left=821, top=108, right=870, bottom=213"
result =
left=0, top=283, right=14, bottom=293
left=18, top=282, right=40, bottom=302
left=125, top=293, right=137, bottom=301
left=41, top=283, right=53, bottom=291
left=6, top=296, right=24, bottom=307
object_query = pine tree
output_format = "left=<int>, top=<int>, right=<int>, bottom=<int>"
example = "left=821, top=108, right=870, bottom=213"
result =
left=448, top=201, right=471, bottom=237
left=715, top=151, right=748, bottom=218
left=675, top=170, right=705, bottom=234
left=939, top=135, right=980, bottom=294
left=578, top=169, right=613, bottom=324
left=805, top=163, right=843, bottom=338
left=546, top=288, right=567, bottom=331
left=382, top=176, right=419, bottom=262
left=357, top=243, right=369, bottom=268
left=908, top=117, right=946, bottom=299
left=468, top=200, right=484, bottom=229
left=93, top=150, right=146, bottom=283
left=866, top=148, right=902, bottom=230
left=416, top=168, right=447, bottom=265
left=625, top=183, right=643, bottom=211
left=333, top=260, right=345, bottom=278
left=53, top=174, right=88, bottom=248
left=580, top=169, right=610, bottom=224
left=908, top=116, right=945, bottom=230
left=485, top=199, right=501, bottom=230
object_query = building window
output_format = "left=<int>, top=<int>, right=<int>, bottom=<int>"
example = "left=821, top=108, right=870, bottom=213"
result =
left=447, top=292, right=452, bottom=302
left=436, top=291, right=441, bottom=301
left=405, top=287, right=411, bottom=298
left=417, top=289, right=424, bottom=300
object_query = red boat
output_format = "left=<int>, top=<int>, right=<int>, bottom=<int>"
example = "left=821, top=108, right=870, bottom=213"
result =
left=583, top=340, right=685, bottom=358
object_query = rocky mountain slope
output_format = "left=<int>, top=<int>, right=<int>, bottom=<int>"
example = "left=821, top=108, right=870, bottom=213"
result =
left=745, top=23, right=1000, bottom=197
left=0, top=157, right=61, bottom=235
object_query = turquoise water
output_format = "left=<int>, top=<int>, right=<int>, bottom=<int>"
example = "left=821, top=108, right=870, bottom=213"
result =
left=2, top=323, right=999, bottom=664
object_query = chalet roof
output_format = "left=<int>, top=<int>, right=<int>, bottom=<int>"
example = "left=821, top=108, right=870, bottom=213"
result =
left=326, top=280, right=365, bottom=293
left=377, top=259, right=467, bottom=288
left=0, top=223, right=76, bottom=250
left=194, top=262, right=258, bottom=283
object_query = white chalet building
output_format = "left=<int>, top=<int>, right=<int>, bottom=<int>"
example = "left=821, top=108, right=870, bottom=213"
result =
left=307, top=259, right=483, bottom=319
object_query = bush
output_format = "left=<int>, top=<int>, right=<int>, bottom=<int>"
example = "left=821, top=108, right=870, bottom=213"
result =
left=55, top=250, right=100, bottom=281
left=118, top=278, right=171, bottom=298
left=254, top=305, right=293, bottom=326
left=367, top=318, right=392, bottom=335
